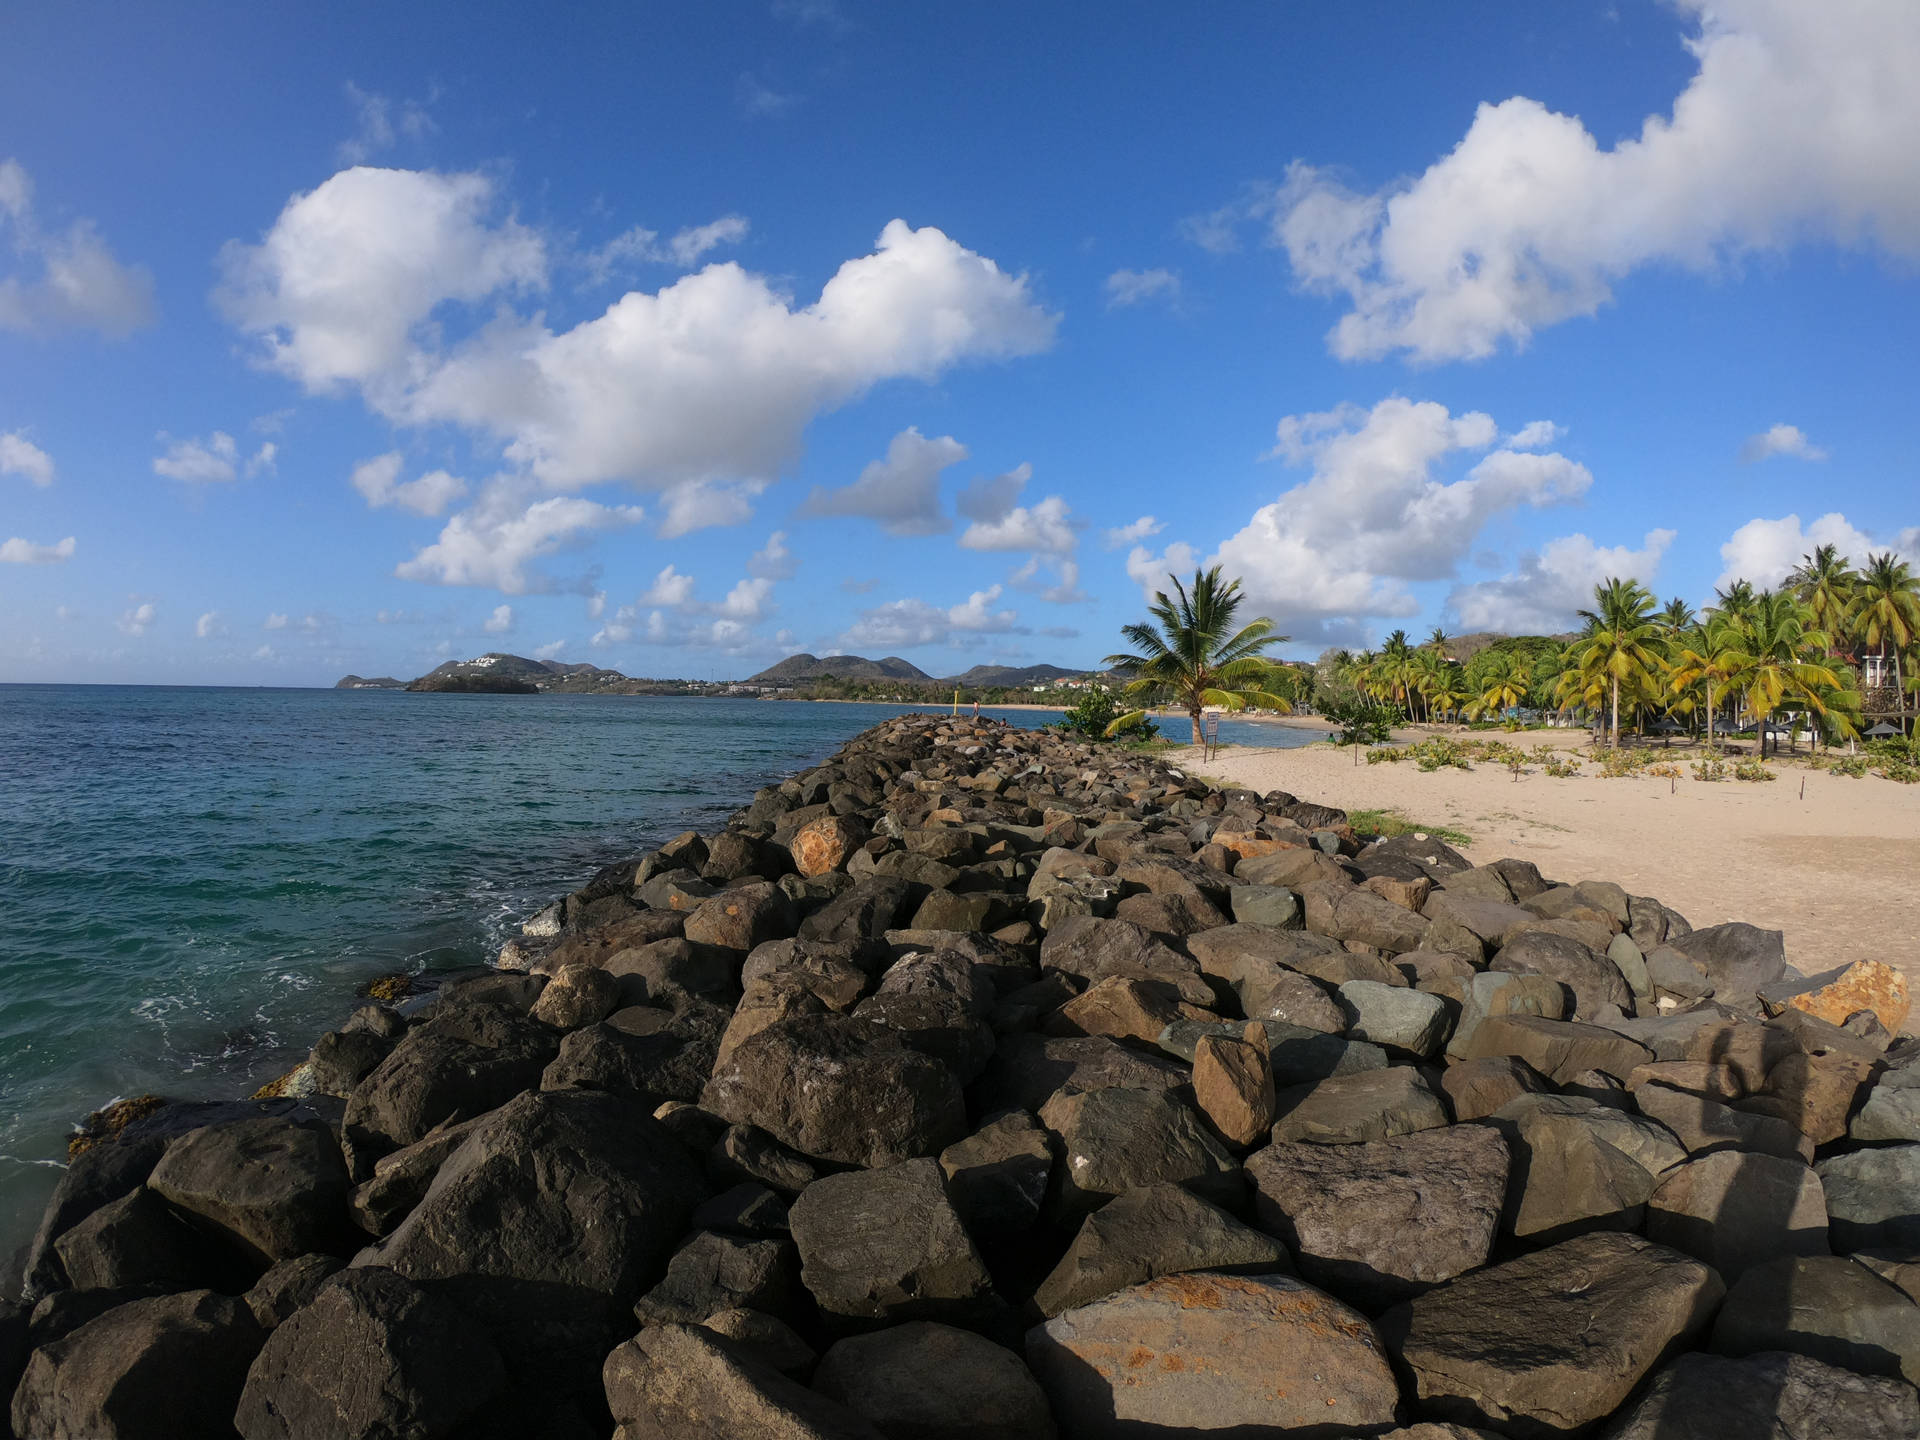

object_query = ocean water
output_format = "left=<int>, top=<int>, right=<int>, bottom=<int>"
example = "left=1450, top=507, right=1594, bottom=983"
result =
left=0, top=686, right=1314, bottom=1258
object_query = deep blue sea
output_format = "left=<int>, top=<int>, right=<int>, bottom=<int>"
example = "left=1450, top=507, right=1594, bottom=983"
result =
left=0, top=686, right=1313, bottom=1257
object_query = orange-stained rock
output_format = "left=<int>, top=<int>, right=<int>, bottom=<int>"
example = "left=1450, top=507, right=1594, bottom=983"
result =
left=1775, top=959, right=1911, bottom=1037
left=790, top=815, right=868, bottom=878
left=1365, top=873, right=1434, bottom=913
left=1193, top=1027, right=1275, bottom=1148
left=1209, top=831, right=1304, bottom=862
left=1025, top=1271, right=1400, bottom=1437
left=1043, top=977, right=1211, bottom=1045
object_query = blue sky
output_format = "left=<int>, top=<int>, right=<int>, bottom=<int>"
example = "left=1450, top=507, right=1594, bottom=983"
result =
left=3, top=1, right=1917, bottom=684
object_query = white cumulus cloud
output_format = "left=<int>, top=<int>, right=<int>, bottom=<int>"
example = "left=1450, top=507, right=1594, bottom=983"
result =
left=394, top=480, right=644, bottom=593
left=1739, top=423, right=1827, bottom=463
left=1205, top=396, right=1590, bottom=643
left=336, top=83, right=435, bottom=167
left=0, top=158, right=156, bottom=337
left=483, top=603, right=513, bottom=633
left=153, top=431, right=276, bottom=484
left=1, top=431, right=55, bottom=487
left=1449, top=530, right=1677, bottom=635
left=534, top=639, right=567, bottom=660
left=842, top=585, right=1024, bottom=649
left=959, top=493, right=1078, bottom=554
left=1102, top=515, right=1163, bottom=550
left=195, top=611, right=222, bottom=638
left=640, top=565, right=697, bottom=608
left=747, top=530, right=797, bottom=580
left=1261, top=2, right=1920, bottom=361
left=1715, top=511, right=1920, bottom=591
left=118, top=601, right=155, bottom=635
left=0, top=535, right=73, bottom=564
left=350, top=452, right=468, bottom=516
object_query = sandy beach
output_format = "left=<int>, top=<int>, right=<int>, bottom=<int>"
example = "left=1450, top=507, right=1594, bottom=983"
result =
left=1170, top=736, right=1920, bottom=987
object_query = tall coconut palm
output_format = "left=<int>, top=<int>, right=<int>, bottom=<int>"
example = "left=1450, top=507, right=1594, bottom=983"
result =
left=1719, top=590, right=1849, bottom=755
left=1471, top=651, right=1530, bottom=720
left=1559, top=578, right=1666, bottom=747
left=1667, top=614, right=1743, bottom=751
left=1854, top=552, right=1920, bottom=734
left=1714, top=578, right=1758, bottom=618
left=1104, top=567, right=1292, bottom=744
left=1660, top=597, right=1696, bottom=635
left=1787, top=544, right=1856, bottom=658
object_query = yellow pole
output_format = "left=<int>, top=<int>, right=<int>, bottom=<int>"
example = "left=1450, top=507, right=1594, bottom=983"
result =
left=953, top=688, right=959, bottom=716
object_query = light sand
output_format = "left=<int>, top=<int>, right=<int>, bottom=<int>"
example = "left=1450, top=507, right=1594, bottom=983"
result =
left=1169, top=738, right=1920, bottom=983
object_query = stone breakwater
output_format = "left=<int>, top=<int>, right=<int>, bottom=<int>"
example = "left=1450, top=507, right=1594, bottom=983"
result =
left=7, top=713, right=1920, bottom=1439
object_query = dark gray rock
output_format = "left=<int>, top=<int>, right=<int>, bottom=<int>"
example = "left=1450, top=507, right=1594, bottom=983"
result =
left=147, top=1115, right=352, bottom=1265
left=1248, top=1124, right=1507, bottom=1308
left=812, top=1321, right=1057, bottom=1440
left=1439, top=1055, right=1552, bottom=1121
left=1596, top=1349, right=1920, bottom=1440
left=1037, top=915, right=1214, bottom=1006
left=11, top=1290, right=264, bottom=1440
left=633, top=1230, right=800, bottom=1327
left=357, top=1089, right=705, bottom=1393
left=710, top=1123, right=819, bottom=1196
left=1713, top=1255, right=1920, bottom=1385
left=789, top=1159, right=993, bottom=1326
left=1492, top=1094, right=1682, bottom=1244
left=1645, top=1151, right=1828, bottom=1283
left=1033, top=1181, right=1289, bottom=1318
left=703, top=1014, right=967, bottom=1169
left=1490, top=930, right=1632, bottom=1020
left=51, top=1185, right=218, bottom=1293
left=939, top=1111, right=1053, bottom=1238
left=242, top=1253, right=344, bottom=1329
left=1379, top=1232, right=1726, bottom=1439
left=1668, top=921, right=1789, bottom=1015
left=235, top=1267, right=504, bottom=1440
left=967, top=1033, right=1188, bottom=1117
left=604, top=1322, right=885, bottom=1439
left=540, top=1004, right=723, bottom=1103
left=341, top=1007, right=558, bottom=1171
left=1818, top=1145, right=1920, bottom=1252
left=1038, top=1086, right=1240, bottom=1220
left=1269, top=1065, right=1450, bottom=1145
left=307, top=1028, right=395, bottom=1098
left=1338, top=980, right=1452, bottom=1057
left=347, top=1113, right=491, bottom=1238
left=691, top=1182, right=791, bottom=1238
left=798, top=877, right=918, bottom=944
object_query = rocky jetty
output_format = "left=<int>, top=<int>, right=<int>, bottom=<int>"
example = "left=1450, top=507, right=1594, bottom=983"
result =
left=9, top=712, right=1920, bottom=1440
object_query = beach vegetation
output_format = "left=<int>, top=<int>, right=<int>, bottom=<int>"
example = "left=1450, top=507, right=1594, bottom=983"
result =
left=1323, top=697, right=1398, bottom=746
left=1050, top=686, right=1159, bottom=745
left=1346, top=809, right=1472, bottom=847
left=1104, top=567, right=1293, bottom=745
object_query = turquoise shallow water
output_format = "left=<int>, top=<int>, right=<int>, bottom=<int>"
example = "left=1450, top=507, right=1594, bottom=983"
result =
left=0, top=686, right=1311, bottom=1259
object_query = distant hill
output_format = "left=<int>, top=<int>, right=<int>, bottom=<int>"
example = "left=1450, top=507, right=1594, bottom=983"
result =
left=340, top=652, right=728, bottom=697
left=746, top=653, right=934, bottom=684
left=941, top=662, right=1090, bottom=687
left=408, top=653, right=557, bottom=687
left=335, top=674, right=406, bottom=690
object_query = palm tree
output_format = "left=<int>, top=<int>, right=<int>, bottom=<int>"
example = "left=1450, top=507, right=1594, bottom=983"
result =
left=1667, top=614, right=1743, bottom=751
left=1471, top=652, right=1530, bottom=720
left=1854, top=552, right=1920, bottom=736
left=1719, top=590, right=1850, bottom=756
left=1104, top=567, right=1293, bottom=744
left=1425, top=626, right=1451, bottom=653
left=1714, top=578, right=1758, bottom=620
left=1787, top=544, right=1856, bottom=657
left=1560, top=578, right=1666, bottom=747
left=1660, top=598, right=1696, bottom=635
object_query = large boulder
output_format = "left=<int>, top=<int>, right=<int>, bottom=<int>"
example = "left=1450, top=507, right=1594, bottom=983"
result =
left=1025, top=1272, right=1400, bottom=1439
left=1493, top=1094, right=1683, bottom=1244
left=940, top=1111, right=1054, bottom=1239
left=341, top=1006, right=558, bottom=1171
left=1247, top=1124, right=1508, bottom=1308
left=1817, top=1144, right=1920, bottom=1252
left=972, top=1034, right=1188, bottom=1116
left=1187, top=922, right=1403, bottom=990
left=788, top=1159, right=993, bottom=1327
left=11, top=1290, right=264, bottom=1440
left=1033, top=1182, right=1291, bottom=1318
left=1712, top=1256, right=1920, bottom=1385
left=1667, top=922, right=1788, bottom=1014
left=1450, top=1014, right=1653, bottom=1085
left=1379, top=1232, right=1725, bottom=1438
left=1339, top=980, right=1452, bottom=1057
left=1038, top=1086, right=1240, bottom=1220
left=1596, top=1349, right=1920, bottom=1440
left=1269, top=1065, right=1450, bottom=1145
left=1037, top=916, right=1214, bottom=1005
left=50, top=1185, right=222, bottom=1293
left=234, top=1267, right=503, bottom=1440
left=146, top=1115, right=352, bottom=1266
left=1489, top=930, right=1632, bottom=1020
left=356, top=1089, right=705, bottom=1392
left=632, top=1230, right=800, bottom=1328
left=541, top=1004, right=724, bottom=1103
left=604, top=1323, right=884, bottom=1439
left=812, top=1322, right=1057, bottom=1440
left=703, top=1014, right=967, bottom=1169
left=1645, top=1151, right=1828, bottom=1282
left=683, top=882, right=798, bottom=952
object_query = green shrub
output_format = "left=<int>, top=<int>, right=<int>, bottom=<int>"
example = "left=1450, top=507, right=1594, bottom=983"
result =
left=1052, top=688, right=1157, bottom=743
left=1324, top=698, right=1398, bottom=746
left=1733, top=759, right=1776, bottom=782
left=1691, top=757, right=1728, bottom=782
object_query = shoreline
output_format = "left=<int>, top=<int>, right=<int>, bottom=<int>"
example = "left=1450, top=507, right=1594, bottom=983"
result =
left=12, top=711, right=1915, bottom=1438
